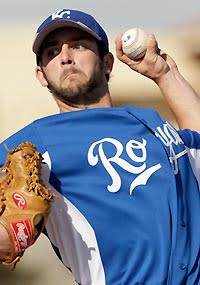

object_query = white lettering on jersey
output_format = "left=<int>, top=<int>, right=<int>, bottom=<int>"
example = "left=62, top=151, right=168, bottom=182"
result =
left=155, top=122, right=187, bottom=174
left=88, top=138, right=161, bottom=194
left=52, top=9, right=71, bottom=20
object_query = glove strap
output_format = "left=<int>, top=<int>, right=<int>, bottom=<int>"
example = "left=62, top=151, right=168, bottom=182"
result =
left=0, top=218, right=34, bottom=267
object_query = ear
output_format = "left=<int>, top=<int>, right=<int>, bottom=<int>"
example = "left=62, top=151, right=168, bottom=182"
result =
left=35, top=66, right=48, bottom=87
left=103, top=52, right=114, bottom=75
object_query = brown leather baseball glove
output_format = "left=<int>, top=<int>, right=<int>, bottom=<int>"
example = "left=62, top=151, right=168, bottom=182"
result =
left=0, top=142, right=53, bottom=267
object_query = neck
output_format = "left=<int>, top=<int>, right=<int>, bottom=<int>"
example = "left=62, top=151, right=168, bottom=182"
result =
left=55, top=92, right=113, bottom=113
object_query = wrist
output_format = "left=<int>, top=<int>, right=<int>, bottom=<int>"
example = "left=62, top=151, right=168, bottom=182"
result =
left=154, top=66, right=180, bottom=87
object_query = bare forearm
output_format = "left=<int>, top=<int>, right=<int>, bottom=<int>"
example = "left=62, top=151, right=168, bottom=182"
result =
left=155, top=67, right=200, bottom=131
left=0, top=223, right=12, bottom=263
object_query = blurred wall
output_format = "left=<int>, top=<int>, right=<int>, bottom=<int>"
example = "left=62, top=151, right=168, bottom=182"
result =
left=1, top=22, right=200, bottom=141
left=0, top=20, right=200, bottom=284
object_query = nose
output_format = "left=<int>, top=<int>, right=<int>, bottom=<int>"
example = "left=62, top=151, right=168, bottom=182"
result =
left=60, top=44, right=74, bottom=65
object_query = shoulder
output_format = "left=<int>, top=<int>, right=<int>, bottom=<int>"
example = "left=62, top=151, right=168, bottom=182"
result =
left=178, top=129, right=200, bottom=187
left=124, top=105, right=165, bottom=124
left=124, top=105, right=161, bottom=117
left=178, top=129, right=200, bottom=149
left=0, top=121, right=44, bottom=165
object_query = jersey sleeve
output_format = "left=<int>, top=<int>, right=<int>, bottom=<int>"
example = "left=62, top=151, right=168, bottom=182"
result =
left=179, top=129, right=200, bottom=189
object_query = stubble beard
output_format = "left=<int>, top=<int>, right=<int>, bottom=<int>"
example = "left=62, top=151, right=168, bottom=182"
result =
left=45, top=63, right=105, bottom=106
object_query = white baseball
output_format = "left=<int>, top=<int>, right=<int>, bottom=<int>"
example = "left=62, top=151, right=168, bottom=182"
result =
left=121, top=28, right=148, bottom=60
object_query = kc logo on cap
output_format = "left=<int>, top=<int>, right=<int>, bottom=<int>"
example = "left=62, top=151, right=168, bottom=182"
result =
left=52, top=9, right=71, bottom=20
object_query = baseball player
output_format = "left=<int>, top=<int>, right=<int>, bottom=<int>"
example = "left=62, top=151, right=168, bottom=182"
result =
left=0, top=8, right=199, bottom=285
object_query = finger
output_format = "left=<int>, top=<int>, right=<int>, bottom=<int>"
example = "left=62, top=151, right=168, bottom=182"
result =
left=115, top=33, right=124, bottom=58
left=115, top=33, right=123, bottom=49
left=145, top=33, right=159, bottom=55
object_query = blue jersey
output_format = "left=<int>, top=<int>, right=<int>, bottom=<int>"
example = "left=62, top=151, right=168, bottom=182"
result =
left=0, top=106, right=199, bottom=285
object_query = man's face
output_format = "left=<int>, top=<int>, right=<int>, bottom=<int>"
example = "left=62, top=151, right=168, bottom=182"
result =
left=38, top=27, right=107, bottom=106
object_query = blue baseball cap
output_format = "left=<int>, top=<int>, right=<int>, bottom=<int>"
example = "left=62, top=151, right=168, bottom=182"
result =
left=32, top=9, right=109, bottom=55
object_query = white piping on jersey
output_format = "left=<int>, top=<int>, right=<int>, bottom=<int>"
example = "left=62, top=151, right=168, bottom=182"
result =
left=185, top=147, right=200, bottom=191
left=168, top=149, right=188, bottom=163
left=41, top=152, right=106, bottom=285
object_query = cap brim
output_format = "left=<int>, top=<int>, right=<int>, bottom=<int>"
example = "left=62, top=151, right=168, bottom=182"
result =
left=32, top=20, right=101, bottom=55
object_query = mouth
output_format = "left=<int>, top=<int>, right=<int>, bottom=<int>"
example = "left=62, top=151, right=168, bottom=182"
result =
left=63, top=69, right=79, bottom=80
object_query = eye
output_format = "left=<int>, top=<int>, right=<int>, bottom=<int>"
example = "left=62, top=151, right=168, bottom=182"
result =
left=72, top=43, right=85, bottom=50
left=42, top=46, right=61, bottom=61
left=70, top=40, right=89, bottom=51
left=46, top=48, right=60, bottom=58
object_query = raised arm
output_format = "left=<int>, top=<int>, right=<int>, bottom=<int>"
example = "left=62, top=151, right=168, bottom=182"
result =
left=115, top=32, right=200, bottom=131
